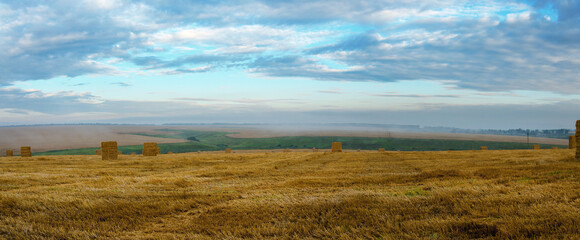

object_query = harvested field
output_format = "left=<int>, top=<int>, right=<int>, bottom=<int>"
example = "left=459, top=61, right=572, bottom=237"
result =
left=0, top=149, right=578, bottom=239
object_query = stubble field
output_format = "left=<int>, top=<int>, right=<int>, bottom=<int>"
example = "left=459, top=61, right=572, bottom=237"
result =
left=1, top=149, right=579, bottom=239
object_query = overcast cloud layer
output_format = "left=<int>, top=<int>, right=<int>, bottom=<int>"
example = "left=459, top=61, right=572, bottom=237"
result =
left=1, top=0, right=579, bottom=129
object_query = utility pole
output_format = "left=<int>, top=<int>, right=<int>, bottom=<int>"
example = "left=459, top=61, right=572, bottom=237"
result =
left=526, top=129, right=530, bottom=148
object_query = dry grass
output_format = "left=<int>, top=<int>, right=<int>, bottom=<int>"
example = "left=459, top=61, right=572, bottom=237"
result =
left=0, top=149, right=579, bottom=239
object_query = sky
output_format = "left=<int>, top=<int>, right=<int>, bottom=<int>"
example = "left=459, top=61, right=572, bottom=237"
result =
left=0, top=0, right=579, bottom=129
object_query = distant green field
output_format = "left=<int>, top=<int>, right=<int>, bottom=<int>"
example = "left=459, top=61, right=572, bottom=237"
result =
left=36, top=129, right=568, bottom=155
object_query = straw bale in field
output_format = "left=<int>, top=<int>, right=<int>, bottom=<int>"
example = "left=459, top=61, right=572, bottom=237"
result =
left=552, top=147, right=558, bottom=149
left=225, top=148, right=232, bottom=153
left=331, top=142, right=342, bottom=152
left=20, top=146, right=31, bottom=157
left=96, top=149, right=102, bottom=155
left=577, top=134, right=580, bottom=160
left=143, top=142, right=158, bottom=156
left=570, top=135, right=576, bottom=149
left=533, top=144, right=540, bottom=150
left=576, top=120, right=580, bottom=160
left=168, top=151, right=173, bottom=154
left=378, top=148, right=386, bottom=152
left=101, top=141, right=118, bottom=160
left=480, top=146, right=488, bottom=150
left=131, top=152, right=136, bottom=156
left=6, top=149, right=13, bottom=157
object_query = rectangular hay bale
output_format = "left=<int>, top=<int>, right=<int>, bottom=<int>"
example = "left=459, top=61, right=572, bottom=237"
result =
left=577, top=133, right=580, bottom=161
left=101, top=141, right=118, bottom=160
left=576, top=120, right=580, bottom=161
left=378, top=148, right=386, bottom=152
left=331, top=142, right=342, bottom=152
left=569, top=135, right=576, bottom=149
left=143, top=142, right=158, bottom=156
left=6, top=149, right=13, bottom=157
left=480, top=146, right=488, bottom=150
left=533, top=144, right=540, bottom=150
left=20, top=146, right=31, bottom=157
left=225, top=148, right=232, bottom=153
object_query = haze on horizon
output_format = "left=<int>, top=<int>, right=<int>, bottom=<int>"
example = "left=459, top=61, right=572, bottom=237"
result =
left=1, top=0, right=579, bottom=129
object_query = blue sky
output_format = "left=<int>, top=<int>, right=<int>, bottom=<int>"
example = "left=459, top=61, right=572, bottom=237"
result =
left=0, top=0, right=579, bottom=129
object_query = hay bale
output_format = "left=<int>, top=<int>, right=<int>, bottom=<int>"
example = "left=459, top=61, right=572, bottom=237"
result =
left=480, top=146, right=488, bottom=150
left=552, top=147, right=558, bottom=150
left=331, top=142, right=342, bottom=152
left=533, top=144, right=540, bottom=150
left=6, top=149, right=13, bottom=157
left=569, top=135, right=576, bottom=149
left=378, top=148, right=386, bottom=152
left=143, top=142, right=158, bottom=156
left=168, top=151, right=173, bottom=154
left=225, top=148, right=232, bottom=153
left=101, top=141, right=118, bottom=160
left=576, top=120, right=580, bottom=161
left=20, top=146, right=31, bottom=157
left=96, top=149, right=102, bottom=155
left=131, top=152, right=136, bottom=156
